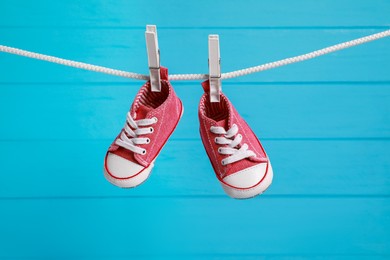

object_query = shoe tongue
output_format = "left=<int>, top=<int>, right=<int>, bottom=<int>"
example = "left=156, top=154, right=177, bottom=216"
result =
left=135, top=104, right=153, bottom=119
left=215, top=118, right=228, bottom=129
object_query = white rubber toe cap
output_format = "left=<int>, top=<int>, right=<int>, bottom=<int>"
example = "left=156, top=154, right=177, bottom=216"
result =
left=222, top=163, right=268, bottom=189
left=105, top=153, right=145, bottom=179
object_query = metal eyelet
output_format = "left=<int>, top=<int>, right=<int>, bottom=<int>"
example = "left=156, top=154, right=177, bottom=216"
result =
left=214, top=137, right=218, bottom=143
left=150, top=127, right=154, bottom=133
left=218, top=148, right=222, bottom=153
left=146, top=138, right=150, bottom=144
left=221, top=160, right=225, bottom=166
left=152, top=117, right=158, bottom=123
left=142, top=149, right=147, bottom=155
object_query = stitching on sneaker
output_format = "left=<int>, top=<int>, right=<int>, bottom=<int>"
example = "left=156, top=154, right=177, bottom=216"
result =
left=146, top=93, right=166, bottom=162
left=203, top=117, right=224, bottom=176
left=223, top=163, right=265, bottom=183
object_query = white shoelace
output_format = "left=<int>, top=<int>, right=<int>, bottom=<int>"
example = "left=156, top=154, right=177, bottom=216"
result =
left=115, top=112, right=157, bottom=155
left=210, top=124, right=256, bottom=165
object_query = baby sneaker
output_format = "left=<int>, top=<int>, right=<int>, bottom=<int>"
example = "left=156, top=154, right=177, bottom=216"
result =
left=198, top=80, right=273, bottom=199
left=104, top=67, right=183, bottom=188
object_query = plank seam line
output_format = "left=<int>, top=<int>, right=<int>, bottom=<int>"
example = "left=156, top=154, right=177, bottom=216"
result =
left=0, top=137, right=389, bottom=142
left=1, top=26, right=390, bottom=30
left=0, top=194, right=389, bottom=200
left=1, top=81, right=390, bottom=86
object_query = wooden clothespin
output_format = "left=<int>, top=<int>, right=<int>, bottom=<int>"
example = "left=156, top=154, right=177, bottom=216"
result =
left=208, top=35, right=221, bottom=102
left=145, top=25, right=161, bottom=92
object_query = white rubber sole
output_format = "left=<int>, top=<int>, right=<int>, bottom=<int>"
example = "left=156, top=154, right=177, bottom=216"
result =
left=103, top=160, right=155, bottom=188
left=104, top=104, right=184, bottom=189
left=220, top=162, right=273, bottom=199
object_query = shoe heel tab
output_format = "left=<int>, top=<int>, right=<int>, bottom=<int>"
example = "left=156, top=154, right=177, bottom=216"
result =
left=160, top=66, right=168, bottom=81
left=201, top=80, right=210, bottom=93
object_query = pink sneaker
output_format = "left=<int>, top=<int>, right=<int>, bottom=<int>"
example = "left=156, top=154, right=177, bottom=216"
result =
left=104, top=67, right=183, bottom=188
left=198, top=80, right=273, bottom=199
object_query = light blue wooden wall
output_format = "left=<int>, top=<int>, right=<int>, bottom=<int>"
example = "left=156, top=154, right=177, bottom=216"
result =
left=0, top=0, right=389, bottom=259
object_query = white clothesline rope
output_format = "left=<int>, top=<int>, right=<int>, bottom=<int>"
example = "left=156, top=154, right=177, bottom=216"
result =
left=1, top=29, right=389, bottom=81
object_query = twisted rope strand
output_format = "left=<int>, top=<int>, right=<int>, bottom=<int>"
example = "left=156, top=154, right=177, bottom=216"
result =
left=221, top=29, right=390, bottom=79
left=0, top=45, right=149, bottom=80
left=1, top=29, right=389, bottom=81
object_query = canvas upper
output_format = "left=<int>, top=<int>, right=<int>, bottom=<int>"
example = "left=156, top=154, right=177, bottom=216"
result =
left=104, top=67, right=183, bottom=179
left=198, top=80, right=270, bottom=189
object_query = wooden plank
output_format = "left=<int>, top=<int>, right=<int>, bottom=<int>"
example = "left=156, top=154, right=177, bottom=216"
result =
left=0, top=84, right=388, bottom=140
left=0, top=198, right=388, bottom=258
left=0, top=29, right=389, bottom=83
left=1, top=1, right=389, bottom=259
left=1, top=0, right=389, bottom=27
left=0, top=140, right=389, bottom=197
